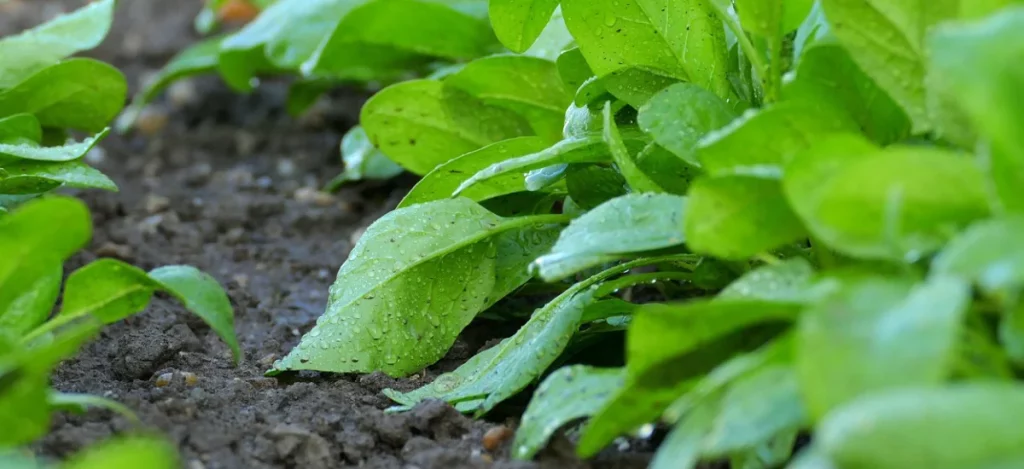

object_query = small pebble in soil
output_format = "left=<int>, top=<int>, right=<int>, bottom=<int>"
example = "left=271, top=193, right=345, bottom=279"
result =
left=135, top=106, right=170, bottom=136
left=182, top=372, right=199, bottom=387
left=145, top=194, right=171, bottom=214
left=294, top=187, right=334, bottom=206
left=167, top=79, right=200, bottom=109
left=95, top=242, right=133, bottom=261
left=155, top=372, right=175, bottom=387
left=482, top=425, right=513, bottom=452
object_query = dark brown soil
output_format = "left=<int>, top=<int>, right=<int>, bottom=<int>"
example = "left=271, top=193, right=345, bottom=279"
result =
left=3, top=2, right=653, bottom=469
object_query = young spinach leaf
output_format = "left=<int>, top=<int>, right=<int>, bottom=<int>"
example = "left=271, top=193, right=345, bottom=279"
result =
left=488, top=0, right=561, bottom=53
left=0, top=59, right=126, bottom=133
left=325, top=126, right=404, bottom=191
left=638, top=83, right=739, bottom=167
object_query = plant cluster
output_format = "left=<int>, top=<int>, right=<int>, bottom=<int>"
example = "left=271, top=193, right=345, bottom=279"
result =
left=226, top=0, right=1024, bottom=467
left=0, top=3, right=239, bottom=466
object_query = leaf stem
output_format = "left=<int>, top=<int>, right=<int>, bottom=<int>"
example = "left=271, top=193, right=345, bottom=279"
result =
left=22, top=313, right=79, bottom=344
left=710, top=3, right=769, bottom=103
left=593, top=271, right=693, bottom=298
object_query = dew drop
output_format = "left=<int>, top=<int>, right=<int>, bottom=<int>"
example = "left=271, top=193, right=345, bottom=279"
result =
left=604, top=14, right=617, bottom=27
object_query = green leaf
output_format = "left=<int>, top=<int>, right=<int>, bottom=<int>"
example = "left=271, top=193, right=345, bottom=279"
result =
left=556, top=47, right=593, bottom=92
left=48, top=392, right=138, bottom=422
left=719, top=258, right=818, bottom=303
left=119, top=36, right=224, bottom=131
left=325, top=126, right=404, bottom=191
left=0, top=160, right=117, bottom=194
left=697, top=102, right=856, bottom=177
left=149, top=266, right=241, bottom=364
left=269, top=198, right=565, bottom=377
left=63, top=436, right=179, bottom=469
left=0, top=114, right=42, bottom=144
left=0, top=129, right=108, bottom=162
left=361, top=79, right=531, bottom=175
left=561, top=0, right=734, bottom=103
left=0, top=0, right=114, bottom=88
left=819, top=0, right=958, bottom=132
left=638, top=83, right=739, bottom=167
left=445, top=55, right=571, bottom=140
left=783, top=41, right=910, bottom=145
left=928, top=9, right=1024, bottom=212
left=56, top=259, right=240, bottom=363
left=304, top=0, right=496, bottom=79
left=685, top=176, right=806, bottom=260
left=628, top=300, right=801, bottom=381
left=649, top=398, right=718, bottom=469
left=635, top=143, right=701, bottom=195
left=512, top=365, right=625, bottom=460
left=533, top=193, right=687, bottom=281
left=521, top=7, right=575, bottom=61
left=797, top=275, right=970, bottom=420
left=488, top=0, right=561, bottom=53
left=0, top=196, right=91, bottom=292
left=814, top=384, right=1024, bottom=469
left=399, top=137, right=550, bottom=208
left=0, top=263, right=61, bottom=337
left=564, top=164, right=627, bottom=210
left=932, top=217, right=1024, bottom=300
left=784, top=134, right=991, bottom=261
left=737, top=0, right=814, bottom=36
left=453, top=136, right=612, bottom=196
left=703, top=365, right=807, bottom=456
left=793, top=1, right=831, bottom=61
left=602, top=102, right=663, bottom=192
left=0, top=373, right=50, bottom=447
left=0, top=59, right=126, bottom=133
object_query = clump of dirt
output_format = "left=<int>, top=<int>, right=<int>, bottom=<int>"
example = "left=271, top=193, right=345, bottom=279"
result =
left=4, top=2, right=654, bottom=468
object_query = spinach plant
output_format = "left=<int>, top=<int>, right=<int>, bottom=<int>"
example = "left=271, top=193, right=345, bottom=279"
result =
left=0, top=0, right=127, bottom=213
left=1, top=3, right=240, bottom=465
left=274, top=0, right=1024, bottom=467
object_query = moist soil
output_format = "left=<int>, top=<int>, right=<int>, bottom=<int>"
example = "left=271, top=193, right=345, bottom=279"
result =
left=3, top=2, right=654, bottom=468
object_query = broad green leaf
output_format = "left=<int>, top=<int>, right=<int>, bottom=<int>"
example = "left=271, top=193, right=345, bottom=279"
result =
left=512, top=365, right=624, bottom=460
left=489, top=0, right=561, bottom=53
left=819, top=0, right=959, bottom=131
left=386, top=286, right=598, bottom=412
left=815, top=384, right=1024, bottom=469
left=0, top=160, right=117, bottom=194
left=361, top=79, right=531, bottom=175
left=521, top=7, right=575, bottom=61
left=0, top=263, right=61, bottom=336
left=697, top=102, right=856, bottom=177
left=119, top=36, right=224, bottom=131
left=63, top=437, right=178, bottom=469
left=556, top=47, right=593, bottom=92
left=731, top=432, right=799, bottom=469
left=0, top=373, right=50, bottom=447
left=793, top=1, right=831, bottom=61
left=628, top=300, right=801, bottom=380
left=928, top=9, right=1024, bottom=212
left=304, top=0, right=496, bottom=78
left=638, top=83, right=739, bottom=167
left=783, top=41, right=910, bottom=144
left=719, top=258, right=818, bottom=303
left=0, top=0, right=114, bottom=88
left=215, top=0, right=354, bottom=91
left=649, top=396, right=719, bottom=469
left=445, top=55, right=572, bottom=140
left=0, top=60, right=126, bottom=133
left=602, top=102, right=663, bottom=192
left=149, top=266, right=241, bottom=364
left=0, top=129, right=108, bottom=162
left=533, top=193, right=687, bottom=281
left=0, top=114, right=41, bottom=144
left=797, top=275, right=970, bottom=420
left=564, top=164, right=627, bottom=210
left=635, top=143, right=701, bottom=195
left=268, top=198, right=565, bottom=377
left=0, top=197, right=91, bottom=292
left=48, top=392, right=137, bottom=422
left=932, top=217, right=1024, bottom=300
left=453, top=136, right=612, bottom=196
left=704, top=365, right=806, bottom=456
left=685, top=176, right=806, bottom=260
left=561, top=0, right=734, bottom=102
left=737, top=0, right=814, bottom=36
left=399, top=137, right=550, bottom=208
left=785, top=134, right=990, bottom=261
left=383, top=338, right=503, bottom=412
left=325, top=126, right=404, bottom=191
left=57, top=259, right=240, bottom=363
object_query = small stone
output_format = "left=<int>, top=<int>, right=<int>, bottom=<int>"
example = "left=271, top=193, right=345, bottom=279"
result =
left=135, top=106, right=170, bottom=136
left=294, top=187, right=334, bottom=206
left=232, top=274, right=249, bottom=289
left=234, top=132, right=259, bottom=156
left=95, top=242, right=133, bottom=260
left=187, top=460, right=206, bottom=469
left=276, top=158, right=296, bottom=177
left=167, top=79, right=200, bottom=109
left=145, top=194, right=171, bottom=214
left=154, top=372, right=175, bottom=387
left=257, top=354, right=277, bottom=368
left=182, top=372, right=199, bottom=387
left=482, top=425, right=513, bottom=452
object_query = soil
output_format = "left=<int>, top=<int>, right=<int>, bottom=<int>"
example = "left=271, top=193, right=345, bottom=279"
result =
left=3, top=2, right=654, bottom=468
